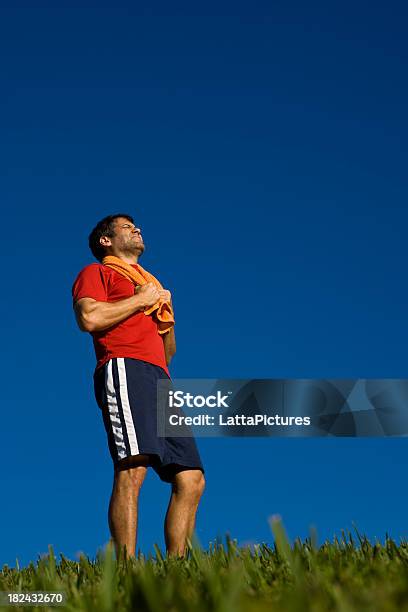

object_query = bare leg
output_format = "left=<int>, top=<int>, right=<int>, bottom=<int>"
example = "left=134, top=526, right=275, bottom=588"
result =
left=164, top=469, right=205, bottom=556
left=108, top=455, right=150, bottom=558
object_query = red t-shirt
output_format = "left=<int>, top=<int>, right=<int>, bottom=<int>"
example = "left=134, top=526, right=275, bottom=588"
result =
left=72, top=263, right=169, bottom=376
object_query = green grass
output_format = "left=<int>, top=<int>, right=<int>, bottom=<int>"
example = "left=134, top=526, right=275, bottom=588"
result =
left=1, top=519, right=407, bottom=612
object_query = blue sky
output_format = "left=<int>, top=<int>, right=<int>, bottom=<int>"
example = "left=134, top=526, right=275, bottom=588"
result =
left=1, top=0, right=407, bottom=565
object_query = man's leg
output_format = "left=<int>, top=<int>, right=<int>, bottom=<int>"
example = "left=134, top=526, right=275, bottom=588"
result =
left=164, top=469, right=205, bottom=556
left=108, top=454, right=150, bottom=558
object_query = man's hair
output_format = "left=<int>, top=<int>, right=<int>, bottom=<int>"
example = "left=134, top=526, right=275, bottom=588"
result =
left=88, top=213, right=134, bottom=262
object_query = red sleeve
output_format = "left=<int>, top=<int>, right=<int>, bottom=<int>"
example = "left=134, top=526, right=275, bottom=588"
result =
left=72, top=264, right=108, bottom=304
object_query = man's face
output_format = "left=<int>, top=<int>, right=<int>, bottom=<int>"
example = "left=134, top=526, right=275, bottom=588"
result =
left=102, top=217, right=145, bottom=256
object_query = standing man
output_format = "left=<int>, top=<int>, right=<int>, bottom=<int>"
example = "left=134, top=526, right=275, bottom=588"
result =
left=72, top=214, right=205, bottom=558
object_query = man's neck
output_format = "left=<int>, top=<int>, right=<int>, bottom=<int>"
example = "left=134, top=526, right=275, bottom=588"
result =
left=108, top=252, right=139, bottom=265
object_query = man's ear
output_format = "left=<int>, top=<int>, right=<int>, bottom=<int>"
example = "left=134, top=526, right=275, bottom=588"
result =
left=100, top=236, right=112, bottom=247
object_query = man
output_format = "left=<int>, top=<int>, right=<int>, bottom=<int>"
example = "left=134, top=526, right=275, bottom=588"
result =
left=72, top=214, right=205, bottom=558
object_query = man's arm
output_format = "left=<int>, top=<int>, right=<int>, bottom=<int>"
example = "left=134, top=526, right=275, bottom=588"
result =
left=74, top=282, right=160, bottom=333
left=163, top=327, right=176, bottom=366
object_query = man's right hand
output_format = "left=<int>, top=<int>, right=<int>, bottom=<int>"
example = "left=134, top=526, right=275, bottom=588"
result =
left=136, top=282, right=161, bottom=308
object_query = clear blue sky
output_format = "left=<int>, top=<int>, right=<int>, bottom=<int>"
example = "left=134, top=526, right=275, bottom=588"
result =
left=1, top=0, right=407, bottom=566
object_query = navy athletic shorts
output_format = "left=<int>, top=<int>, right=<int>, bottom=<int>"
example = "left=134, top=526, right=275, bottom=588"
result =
left=93, top=357, right=204, bottom=483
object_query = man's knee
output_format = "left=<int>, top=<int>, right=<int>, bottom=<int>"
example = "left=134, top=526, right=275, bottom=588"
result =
left=195, top=471, right=205, bottom=497
left=173, top=469, right=205, bottom=500
left=114, top=454, right=150, bottom=488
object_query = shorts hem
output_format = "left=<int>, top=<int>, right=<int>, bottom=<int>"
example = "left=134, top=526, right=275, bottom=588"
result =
left=112, top=452, right=204, bottom=482
left=112, top=449, right=164, bottom=466
left=161, top=458, right=204, bottom=472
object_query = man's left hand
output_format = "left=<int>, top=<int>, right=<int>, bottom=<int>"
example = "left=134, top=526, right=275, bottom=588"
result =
left=158, top=289, right=171, bottom=303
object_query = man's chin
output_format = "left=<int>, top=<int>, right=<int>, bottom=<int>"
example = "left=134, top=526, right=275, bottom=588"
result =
left=133, top=244, right=145, bottom=257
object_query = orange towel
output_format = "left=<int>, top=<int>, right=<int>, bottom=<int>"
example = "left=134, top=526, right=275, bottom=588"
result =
left=102, top=255, right=175, bottom=335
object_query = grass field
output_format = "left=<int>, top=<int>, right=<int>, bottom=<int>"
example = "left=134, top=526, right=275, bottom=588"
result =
left=1, top=519, right=407, bottom=612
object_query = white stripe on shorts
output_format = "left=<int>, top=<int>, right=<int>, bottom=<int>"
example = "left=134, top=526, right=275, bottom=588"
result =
left=105, top=360, right=128, bottom=460
left=116, top=358, right=139, bottom=455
